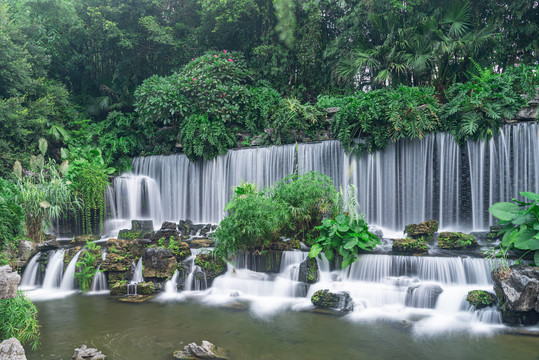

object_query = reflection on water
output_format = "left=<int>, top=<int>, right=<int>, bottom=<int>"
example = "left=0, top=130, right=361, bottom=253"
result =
left=27, top=296, right=539, bottom=360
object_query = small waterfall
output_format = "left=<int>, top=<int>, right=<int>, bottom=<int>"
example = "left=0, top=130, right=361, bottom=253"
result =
left=184, top=249, right=203, bottom=291
left=41, top=250, right=65, bottom=289
left=20, top=253, right=41, bottom=288
left=91, top=265, right=108, bottom=292
left=128, top=258, right=144, bottom=295
left=60, top=251, right=82, bottom=291
left=164, top=270, right=180, bottom=294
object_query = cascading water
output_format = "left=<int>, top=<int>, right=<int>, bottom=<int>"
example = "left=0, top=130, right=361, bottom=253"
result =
left=184, top=248, right=204, bottom=291
left=90, top=265, right=108, bottom=293
left=59, top=251, right=82, bottom=291
left=19, top=253, right=41, bottom=289
left=105, top=123, right=538, bottom=234
left=127, top=258, right=144, bottom=295
left=41, top=250, right=66, bottom=289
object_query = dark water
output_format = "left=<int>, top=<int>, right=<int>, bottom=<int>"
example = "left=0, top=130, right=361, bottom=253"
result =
left=27, top=295, right=539, bottom=360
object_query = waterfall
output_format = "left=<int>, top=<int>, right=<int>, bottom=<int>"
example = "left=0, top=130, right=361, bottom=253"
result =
left=91, top=265, right=108, bottom=292
left=20, top=253, right=41, bottom=289
left=127, top=258, right=144, bottom=295
left=164, top=270, right=179, bottom=294
left=184, top=248, right=204, bottom=291
left=41, top=250, right=65, bottom=289
left=59, top=251, right=82, bottom=291
left=105, top=123, right=538, bottom=234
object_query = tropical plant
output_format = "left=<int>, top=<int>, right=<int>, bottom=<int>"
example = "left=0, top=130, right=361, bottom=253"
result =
left=489, top=191, right=539, bottom=265
left=0, top=291, right=40, bottom=350
left=309, top=213, right=380, bottom=268
left=75, top=241, right=102, bottom=293
left=0, top=177, right=24, bottom=250
left=17, top=160, right=80, bottom=242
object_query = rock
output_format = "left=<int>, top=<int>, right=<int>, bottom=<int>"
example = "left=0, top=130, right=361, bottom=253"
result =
left=0, top=338, right=26, bottom=360
left=194, top=253, right=226, bottom=283
left=131, top=220, right=154, bottom=232
left=65, top=246, right=83, bottom=265
left=178, top=220, right=194, bottom=238
left=234, top=251, right=282, bottom=273
left=118, top=294, right=155, bottom=303
left=173, top=341, right=228, bottom=360
left=492, top=265, right=539, bottom=325
left=16, top=240, right=37, bottom=265
left=311, top=289, right=353, bottom=312
left=514, top=95, right=539, bottom=120
left=37, top=238, right=60, bottom=252
left=71, top=235, right=100, bottom=246
left=110, top=281, right=153, bottom=296
left=72, top=344, right=106, bottom=360
left=142, top=248, right=177, bottom=279
left=150, top=222, right=180, bottom=243
left=0, top=265, right=21, bottom=299
left=466, top=290, right=497, bottom=310
left=189, top=239, right=213, bottom=248
left=299, top=257, right=319, bottom=284
left=405, top=284, right=443, bottom=308
left=487, top=225, right=504, bottom=241
left=437, top=232, right=478, bottom=250
left=404, top=220, right=439, bottom=241
left=392, top=238, right=428, bottom=255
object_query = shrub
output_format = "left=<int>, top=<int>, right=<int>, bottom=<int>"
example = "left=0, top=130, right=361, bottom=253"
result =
left=0, top=177, right=24, bottom=250
left=75, top=241, right=102, bottom=292
left=0, top=291, right=40, bottom=350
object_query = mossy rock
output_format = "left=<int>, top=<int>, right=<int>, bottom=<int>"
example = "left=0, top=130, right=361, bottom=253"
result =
left=195, top=253, right=226, bottom=281
left=64, top=246, right=83, bottom=265
left=142, top=247, right=177, bottom=279
left=189, top=239, right=213, bottom=248
left=311, top=289, right=353, bottom=311
left=438, top=232, right=478, bottom=250
left=392, top=238, right=428, bottom=255
left=71, top=235, right=100, bottom=246
left=404, top=220, right=439, bottom=241
left=101, top=253, right=132, bottom=272
left=118, top=229, right=144, bottom=241
left=466, top=290, right=497, bottom=310
left=118, top=294, right=155, bottom=303
left=110, top=281, right=153, bottom=296
left=487, top=225, right=504, bottom=241
left=299, top=257, right=319, bottom=284
left=175, top=241, right=192, bottom=261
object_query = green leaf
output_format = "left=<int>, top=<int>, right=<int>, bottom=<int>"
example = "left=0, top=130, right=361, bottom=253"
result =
left=325, top=250, right=334, bottom=262
left=344, top=238, right=357, bottom=250
left=336, top=214, right=347, bottom=224
left=513, top=227, right=539, bottom=250
left=341, top=256, right=356, bottom=269
left=489, top=202, right=520, bottom=221
left=309, top=243, right=323, bottom=258
left=502, top=229, right=518, bottom=247
left=520, top=192, right=539, bottom=201
left=337, top=224, right=350, bottom=232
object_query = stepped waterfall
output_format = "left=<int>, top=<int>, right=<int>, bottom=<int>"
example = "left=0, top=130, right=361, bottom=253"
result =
left=104, top=123, right=538, bottom=235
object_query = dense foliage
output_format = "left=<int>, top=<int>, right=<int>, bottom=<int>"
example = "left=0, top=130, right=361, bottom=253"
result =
left=0, top=291, right=40, bottom=350
left=0, top=178, right=24, bottom=250
left=489, top=192, right=539, bottom=265
left=74, top=241, right=102, bottom=292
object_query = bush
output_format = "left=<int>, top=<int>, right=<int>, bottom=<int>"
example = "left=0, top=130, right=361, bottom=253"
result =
left=0, top=177, right=24, bottom=250
left=75, top=241, right=102, bottom=292
left=0, top=291, right=40, bottom=350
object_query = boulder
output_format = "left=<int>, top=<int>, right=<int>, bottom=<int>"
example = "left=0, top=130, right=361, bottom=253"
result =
left=72, top=344, right=106, bottom=360
left=299, top=257, right=319, bottom=284
left=150, top=222, right=180, bottom=243
left=178, top=219, right=194, bottom=237
left=65, top=247, right=83, bottom=265
left=173, top=341, right=227, bottom=360
left=16, top=240, right=37, bottom=265
left=71, top=235, right=100, bottom=247
left=487, top=225, right=504, bottom=241
left=110, top=281, right=154, bottom=296
left=392, top=238, right=428, bottom=255
left=0, top=265, right=20, bottom=299
left=405, top=284, right=443, bottom=308
left=437, top=232, right=478, bottom=250
left=404, top=220, right=439, bottom=241
left=37, top=237, right=60, bottom=252
left=194, top=254, right=226, bottom=283
left=0, top=338, right=26, bottom=360
left=142, top=248, right=177, bottom=279
left=311, top=289, right=353, bottom=312
left=492, top=265, right=539, bottom=325
left=189, top=239, right=213, bottom=248
left=233, top=251, right=282, bottom=273
left=131, top=220, right=154, bottom=232
left=466, top=290, right=497, bottom=310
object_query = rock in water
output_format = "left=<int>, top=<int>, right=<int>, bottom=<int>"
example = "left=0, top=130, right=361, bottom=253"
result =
left=311, top=289, right=353, bottom=312
left=72, top=345, right=106, bottom=360
left=0, top=265, right=21, bottom=299
left=173, top=340, right=228, bottom=360
left=492, top=265, right=539, bottom=325
left=299, top=257, right=319, bottom=284
left=404, top=220, right=438, bottom=241
left=0, top=338, right=26, bottom=360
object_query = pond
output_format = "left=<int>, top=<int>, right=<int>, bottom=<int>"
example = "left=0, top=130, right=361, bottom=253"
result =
left=27, top=295, right=539, bottom=360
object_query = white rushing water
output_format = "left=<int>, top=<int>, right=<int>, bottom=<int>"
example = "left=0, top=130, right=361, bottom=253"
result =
left=19, top=253, right=41, bottom=289
left=89, top=264, right=109, bottom=294
left=105, top=123, right=538, bottom=234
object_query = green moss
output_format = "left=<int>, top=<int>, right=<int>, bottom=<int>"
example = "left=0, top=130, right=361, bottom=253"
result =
left=404, top=220, right=439, bottom=240
left=466, top=290, right=496, bottom=309
left=392, top=238, right=428, bottom=255
left=438, top=232, right=478, bottom=249
left=311, top=289, right=339, bottom=308
left=195, top=253, right=226, bottom=280
left=118, top=229, right=142, bottom=240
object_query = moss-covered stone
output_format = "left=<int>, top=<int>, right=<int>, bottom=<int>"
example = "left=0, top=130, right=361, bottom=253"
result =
left=438, top=232, right=478, bottom=250
left=466, top=290, right=497, bottom=309
left=118, top=229, right=144, bottom=241
left=311, top=289, right=353, bottom=311
left=64, top=246, right=83, bottom=265
left=404, top=220, right=439, bottom=241
left=71, top=235, right=100, bottom=246
left=487, top=225, right=504, bottom=241
left=142, top=247, right=177, bottom=279
left=299, top=257, right=319, bottom=284
left=110, top=280, right=154, bottom=296
left=189, top=239, right=213, bottom=248
left=195, top=253, right=226, bottom=281
left=392, top=238, right=428, bottom=255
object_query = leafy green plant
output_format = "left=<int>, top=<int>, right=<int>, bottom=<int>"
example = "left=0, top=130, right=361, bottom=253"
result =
left=74, top=240, right=102, bottom=292
left=0, top=177, right=24, bottom=250
left=489, top=191, right=539, bottom=265
left=0, top=291, right=40, bottom=350
left=309, top=213, right=380, bottom=268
